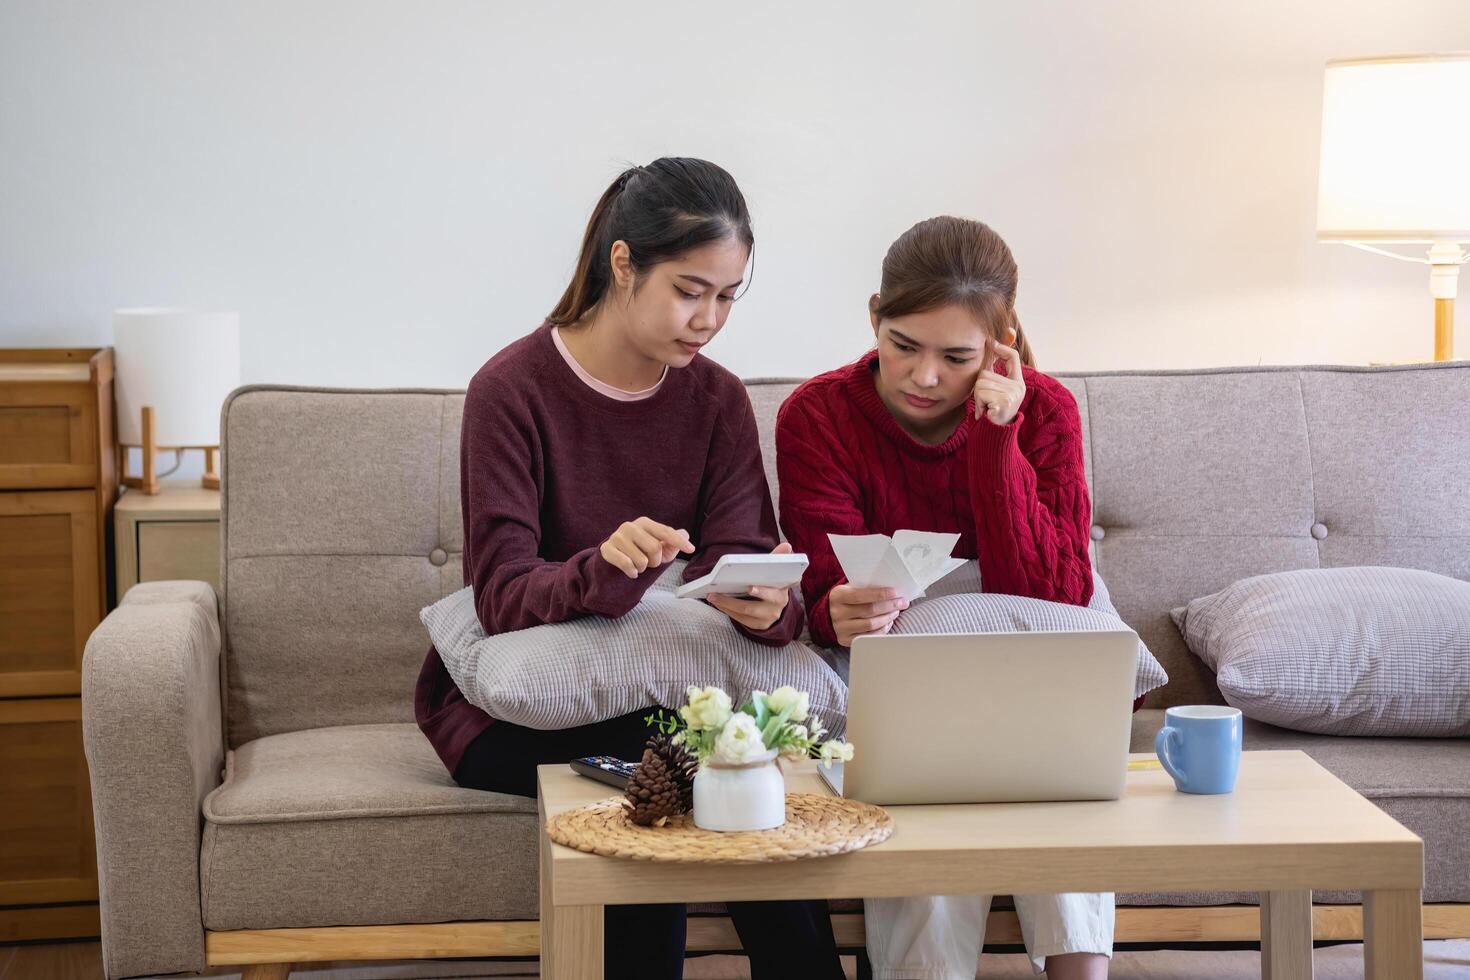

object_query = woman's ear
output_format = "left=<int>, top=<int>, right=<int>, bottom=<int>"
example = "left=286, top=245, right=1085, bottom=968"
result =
left=609, top=241, right=635, bottom=290
left=868, top=294, right=882, bottom=338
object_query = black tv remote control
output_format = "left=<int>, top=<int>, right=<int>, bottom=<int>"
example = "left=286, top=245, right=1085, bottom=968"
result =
left=570, top=755, right=639, bottom=789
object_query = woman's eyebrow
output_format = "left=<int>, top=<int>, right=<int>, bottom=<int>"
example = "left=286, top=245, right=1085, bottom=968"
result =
left=678, top=274, right=743, bottom=290
left=888, top=328, right=977, bottom=354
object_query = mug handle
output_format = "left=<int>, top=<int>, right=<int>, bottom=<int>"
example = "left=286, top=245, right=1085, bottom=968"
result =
left=1155, top=726, right=1187, bottom=786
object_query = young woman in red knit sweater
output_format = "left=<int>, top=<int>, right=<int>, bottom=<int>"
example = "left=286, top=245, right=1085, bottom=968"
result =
left=776, top=217, right=1110, bottom=979
left=414, top=158, right=844, bottom=980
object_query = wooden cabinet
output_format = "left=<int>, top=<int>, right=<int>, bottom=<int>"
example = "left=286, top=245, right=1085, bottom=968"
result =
left=0, top=372, right=106, bottom=490
left=0, top=491, right=101, bottom=698
left=0, top=349, right=114, bottom=942
left=0, top=699, right=97, bottom=906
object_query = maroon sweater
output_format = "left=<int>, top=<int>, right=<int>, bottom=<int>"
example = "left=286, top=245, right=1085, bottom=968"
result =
left=415, top=323, right=803, bottom=775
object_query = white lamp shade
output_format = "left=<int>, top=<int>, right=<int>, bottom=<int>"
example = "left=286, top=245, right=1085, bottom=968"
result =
left=1316, top=54, right=1470, bottom=243
left=113, top=309, right=241, bottom=446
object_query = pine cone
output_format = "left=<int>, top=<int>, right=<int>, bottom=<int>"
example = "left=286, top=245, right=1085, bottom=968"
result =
left=646, top=732, right=699, bottom=813
left=623, top=733, right=700, bottom=826
left=624, top=746, right=683, bottom=827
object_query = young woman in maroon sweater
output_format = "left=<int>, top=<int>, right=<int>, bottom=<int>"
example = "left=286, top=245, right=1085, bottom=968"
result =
left=776, top=217, right=1110, bottom=979
left=415, top=158, right=842, bottom=980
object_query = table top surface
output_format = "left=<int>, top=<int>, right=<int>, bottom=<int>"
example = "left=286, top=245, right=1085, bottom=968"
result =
left=116, top=481, right=221, bottom=514
left=537, top=750, right=1423, bottom=907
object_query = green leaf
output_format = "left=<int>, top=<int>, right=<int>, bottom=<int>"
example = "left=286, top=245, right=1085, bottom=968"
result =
left=643, top=709, right=683, bottom=735
left=761, top=705, right=794, bottom=747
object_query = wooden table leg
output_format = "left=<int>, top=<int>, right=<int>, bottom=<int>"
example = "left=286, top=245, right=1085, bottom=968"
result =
left=1364, top=888, right=1422, bottom=980
left=540, top=821, right=604, bottom=979
left=546, top=905, right=604, bottom=979
left=1260, top=890, right=1313, bottom=980
left=240, top=966, right=293, bottom=980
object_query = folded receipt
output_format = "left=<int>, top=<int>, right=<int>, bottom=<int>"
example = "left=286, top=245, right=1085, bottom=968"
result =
left=827, top=530, right=966, bottom=601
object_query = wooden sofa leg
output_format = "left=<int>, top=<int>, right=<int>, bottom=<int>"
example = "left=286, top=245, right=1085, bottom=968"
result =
left=240, top=964, right=294, bottom=980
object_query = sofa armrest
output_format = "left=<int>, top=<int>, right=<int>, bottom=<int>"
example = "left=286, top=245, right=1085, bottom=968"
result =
left=82, top=581, right=224, bottom=980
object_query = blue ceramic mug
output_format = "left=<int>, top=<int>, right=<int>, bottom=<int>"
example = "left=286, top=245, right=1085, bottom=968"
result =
left=1154, top=705, right=1243, bottom=794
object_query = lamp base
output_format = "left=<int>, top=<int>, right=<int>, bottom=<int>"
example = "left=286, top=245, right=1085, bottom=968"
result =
left=201, top=447, right=221, bottom=490
left=118, top=405, right=222, bottom=495
left=1429, top=241, right=1463, bottom=362
left=1435, top=297, right=1454, bottom=361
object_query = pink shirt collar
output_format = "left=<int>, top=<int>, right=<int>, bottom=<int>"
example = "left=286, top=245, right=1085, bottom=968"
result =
left=551, top=326, right=666, bottom=402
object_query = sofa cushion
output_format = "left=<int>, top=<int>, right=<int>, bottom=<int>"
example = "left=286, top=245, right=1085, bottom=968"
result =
left=745, top=380, right=800, bottom=521
left=1063, top=365, right=1470, bottom=711
left=1172, top=566, right=1470, bottom=736
left=422, top=561, right=847, bottom=732
left=200, top=723, right=538, bottom=930
left=887, top=562, right=1168, bottom=699
left=222, top=388, right=468, bottom=748
left=1123, top=710, right=1470, bottom=904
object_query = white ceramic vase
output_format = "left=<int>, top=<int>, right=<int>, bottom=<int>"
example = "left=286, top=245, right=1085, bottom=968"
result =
left=692, top=748, right=786, bottom=831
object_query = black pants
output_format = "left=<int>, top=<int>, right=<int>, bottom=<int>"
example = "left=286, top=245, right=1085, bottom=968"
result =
left=455, top=709, right=845, bottom=980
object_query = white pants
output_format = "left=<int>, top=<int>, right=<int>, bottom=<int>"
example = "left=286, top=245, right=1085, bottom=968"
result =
left=865, top=892, right=1114, bottom=978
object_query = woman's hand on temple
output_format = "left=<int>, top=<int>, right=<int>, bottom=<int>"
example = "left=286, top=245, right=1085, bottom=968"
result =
left=828, top=583, right=910, bottom=648
left=599, top=517, right=695, bottom=578
left=706, top=542, right=795, bottom=632
left=973, top=338, right=1025, bottom=425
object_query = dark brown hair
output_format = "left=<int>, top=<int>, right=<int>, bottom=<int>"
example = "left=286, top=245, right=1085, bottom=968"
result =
left=873, top=216, right=1036, bottom=367
left=549, top=158, right=753, bottom=327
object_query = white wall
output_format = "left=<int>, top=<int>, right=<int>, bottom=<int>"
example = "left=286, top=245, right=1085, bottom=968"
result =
left=3, top=0, right=1467, bottom=393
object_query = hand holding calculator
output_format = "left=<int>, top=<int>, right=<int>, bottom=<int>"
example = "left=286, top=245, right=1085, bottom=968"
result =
left=675, top=552, right=809, bottom=599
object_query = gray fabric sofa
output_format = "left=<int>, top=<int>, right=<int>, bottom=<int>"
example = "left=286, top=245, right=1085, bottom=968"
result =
left=81, top=362, right=1470, bottom=978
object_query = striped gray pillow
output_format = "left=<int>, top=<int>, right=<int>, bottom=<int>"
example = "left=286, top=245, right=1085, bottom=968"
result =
left=1171, top=566, right=1470, bottom=736
left=888, top=562, right=1169, bottom=700
left=421, top=561, right=846, bottom=733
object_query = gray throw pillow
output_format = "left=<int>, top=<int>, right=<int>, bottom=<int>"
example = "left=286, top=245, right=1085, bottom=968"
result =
left=421, top=561, right=847, bottom=733
left=1171, top=566, right=1470, bottom=737
left=883, top=562, right=1169, bottom=700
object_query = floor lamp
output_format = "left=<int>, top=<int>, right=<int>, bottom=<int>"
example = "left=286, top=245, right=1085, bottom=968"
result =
left=114, top=309, right=241, bottom=494
left=1316, top=53, right=1470, bottom=361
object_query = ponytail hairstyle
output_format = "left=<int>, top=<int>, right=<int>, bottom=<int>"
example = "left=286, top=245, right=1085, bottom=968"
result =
left=872, top=216, right=1036, bottom=368
left=549, top=158, right=754, bottom=327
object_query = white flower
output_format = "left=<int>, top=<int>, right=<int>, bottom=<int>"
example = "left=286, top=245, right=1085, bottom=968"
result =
left=679, top=686, right=733, bottom=731
left=807, top=715, right=826, bottom=739
left=713, top=713, right=769, bottom=765
left=819, top=739, right=855, bottom=768
left=765, top=685, right=810, bottom=722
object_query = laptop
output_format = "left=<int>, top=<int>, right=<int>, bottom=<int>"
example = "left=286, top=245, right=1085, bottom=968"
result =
left=821, top=631, right=1138, bottom=805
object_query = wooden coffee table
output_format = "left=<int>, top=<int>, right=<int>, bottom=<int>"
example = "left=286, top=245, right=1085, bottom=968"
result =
left=538, top=750, right=1423, bottom=979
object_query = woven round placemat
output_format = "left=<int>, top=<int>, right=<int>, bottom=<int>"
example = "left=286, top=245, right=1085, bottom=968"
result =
left=546, top=793, right=893, bottom=863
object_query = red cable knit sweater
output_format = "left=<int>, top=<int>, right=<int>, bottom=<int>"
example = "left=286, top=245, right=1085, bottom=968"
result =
left=776, top=352, right=1094, bottom=649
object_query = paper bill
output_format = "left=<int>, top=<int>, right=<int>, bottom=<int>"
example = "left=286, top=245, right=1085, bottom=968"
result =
left=827, top=530, right=965, bottom=601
